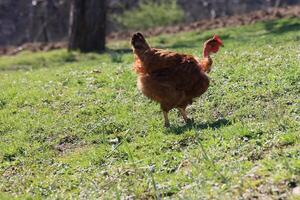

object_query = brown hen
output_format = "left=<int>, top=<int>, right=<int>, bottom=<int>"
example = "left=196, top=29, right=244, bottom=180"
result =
left=131, top=33, right=223, bottom=127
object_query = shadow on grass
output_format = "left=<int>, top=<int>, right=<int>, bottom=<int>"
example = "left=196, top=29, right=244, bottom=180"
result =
left=156, top=34, right=231, bottom=50
left=107, top=48, right=132, bottom=63
left=107, top=48, right=132, bottom=54
left=263, top=17, right=300, bottom=35
left=167, top=118, right=231, bottom=135
left=157, top=40, right=204, bottom=49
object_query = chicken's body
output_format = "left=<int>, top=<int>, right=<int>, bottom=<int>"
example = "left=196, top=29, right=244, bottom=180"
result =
left=136, top=51, right=209, bottom=112
left=131, top=33, right=222, bottom=127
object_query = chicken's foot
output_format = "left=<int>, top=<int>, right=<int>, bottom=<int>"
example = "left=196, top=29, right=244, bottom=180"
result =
left=163, top=111, right=170, bottom=128
left=178, top=108, right=194, bottom=124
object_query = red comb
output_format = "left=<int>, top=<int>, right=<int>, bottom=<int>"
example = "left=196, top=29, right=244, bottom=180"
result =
left=213, top=35, right=223, bottom=44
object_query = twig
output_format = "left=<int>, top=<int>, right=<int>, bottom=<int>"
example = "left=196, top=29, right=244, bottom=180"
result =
left=149, top=169, right=160, bottom=200
left=197, top=135, right=228, bottom=182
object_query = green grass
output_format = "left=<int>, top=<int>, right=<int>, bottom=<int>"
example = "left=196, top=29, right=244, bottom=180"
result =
left=0, top=17, right=299, bottom=199
left=113, top=0, right=184, bottom=30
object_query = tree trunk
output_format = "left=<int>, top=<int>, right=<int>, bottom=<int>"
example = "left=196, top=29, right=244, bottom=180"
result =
left=68, top=0, right=106, bottom=52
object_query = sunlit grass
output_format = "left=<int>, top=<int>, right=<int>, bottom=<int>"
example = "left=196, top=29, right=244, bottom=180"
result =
left=0, top=17, right=299, bottom=199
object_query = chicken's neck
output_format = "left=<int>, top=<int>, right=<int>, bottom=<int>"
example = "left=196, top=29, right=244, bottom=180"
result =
left=200, top=48, right=213, bottom=73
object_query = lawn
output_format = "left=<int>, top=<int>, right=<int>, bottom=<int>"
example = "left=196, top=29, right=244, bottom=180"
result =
left=0, top=17, right=299, bottom=199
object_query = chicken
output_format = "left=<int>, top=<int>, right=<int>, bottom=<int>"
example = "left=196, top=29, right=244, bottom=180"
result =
left=131, top=32, right=223, bottom=127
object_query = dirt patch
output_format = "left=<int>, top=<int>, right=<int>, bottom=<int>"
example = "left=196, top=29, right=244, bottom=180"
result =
left=0, top=5, right=299, bottom=56
left=0, top=42, right=66, bottom=56
left=54, top=135, right=81, bottom=155
left=241, top=178, right=297, bottom=200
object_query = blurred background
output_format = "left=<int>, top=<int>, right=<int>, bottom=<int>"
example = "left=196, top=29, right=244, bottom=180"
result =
left=0, top=0, right=300, bottom=48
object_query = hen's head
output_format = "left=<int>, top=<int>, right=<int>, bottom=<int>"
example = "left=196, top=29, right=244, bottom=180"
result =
left=204, top=35, right=223, bottom=54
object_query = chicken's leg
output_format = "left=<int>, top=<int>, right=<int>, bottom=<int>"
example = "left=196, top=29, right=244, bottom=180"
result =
left=178, top=108, right=194, bottom=124
left=163, top=111, right=170, bottom=127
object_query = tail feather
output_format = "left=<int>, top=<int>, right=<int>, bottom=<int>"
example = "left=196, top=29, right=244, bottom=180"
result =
left=131, top=32, right=150, bottom=53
